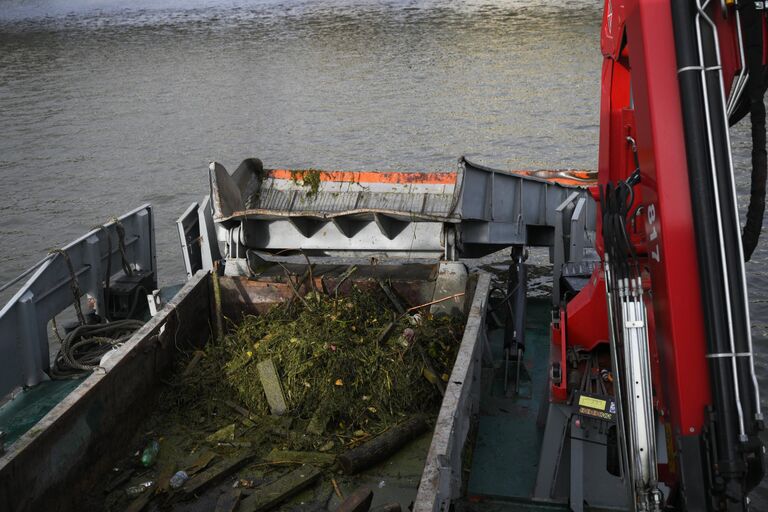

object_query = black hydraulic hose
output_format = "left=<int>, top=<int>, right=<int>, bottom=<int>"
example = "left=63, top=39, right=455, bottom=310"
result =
left=740, top=2, right=767, bottom=262
left=670, top=0, right=744, bottom=507
left=50, top=319, right=144, bottom=378
left=700, top=4, right=760, bottom=451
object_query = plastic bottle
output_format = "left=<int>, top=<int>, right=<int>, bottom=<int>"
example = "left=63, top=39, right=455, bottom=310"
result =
left=140, top=440, right=160, bottom=467
left=169, top=470, right=189, bottom=489
left=125, top=481, right=153, bottom=497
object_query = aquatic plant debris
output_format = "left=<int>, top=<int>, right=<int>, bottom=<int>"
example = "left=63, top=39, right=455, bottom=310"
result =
left=100, top=283, right=465, bottom=511
left=290, top=169, right=324, bottom=198
left=162, top=284, right=464, bottom=452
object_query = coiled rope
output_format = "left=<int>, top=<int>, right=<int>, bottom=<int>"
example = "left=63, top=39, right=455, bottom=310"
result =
left=49, top=219, right=145, bottom=379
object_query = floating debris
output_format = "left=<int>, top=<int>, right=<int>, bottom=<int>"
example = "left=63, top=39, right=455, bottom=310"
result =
left=125, top=481, right=153, bottom=497
left=102, top=283, right=465, bottom=511
left=169, top=470, right=189, bottom=489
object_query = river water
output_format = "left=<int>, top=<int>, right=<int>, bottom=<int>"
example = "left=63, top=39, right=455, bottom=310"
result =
left=1, top=0, right=767, bottom=506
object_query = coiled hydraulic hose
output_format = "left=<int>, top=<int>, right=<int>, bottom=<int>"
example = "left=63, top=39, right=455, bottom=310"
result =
left=49, top=221, right=147, bottom=379
left=50, top=319, right=144, bottom=379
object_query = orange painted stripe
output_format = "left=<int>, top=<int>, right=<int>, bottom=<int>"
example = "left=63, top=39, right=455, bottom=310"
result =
left=269, top=169, right=458, bottom=185
left=268, top=168, right=596, bottom=187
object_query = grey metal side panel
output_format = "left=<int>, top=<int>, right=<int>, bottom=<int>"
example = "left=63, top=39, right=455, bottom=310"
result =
left=414, top=272, right=491, bottom=512
left=0, top=271, right=210, bottom=512
left=207, top=158, right=596, bottom=265
left=553, top=193, right=591, bottom=306
left=199, top=195, right=222, bottom=271
left=239, top=218, right=446, bottom=258
left=456, top=158, right=596, bottom=247
left=0, top=205, right=156, bottom=399
left=177, top=202, right=200, bottom=278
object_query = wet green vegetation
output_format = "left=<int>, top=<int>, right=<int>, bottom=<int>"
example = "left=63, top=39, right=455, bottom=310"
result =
left=290, top=169, right=324, bottom=198
left=100, top=285, right=465, bottom=511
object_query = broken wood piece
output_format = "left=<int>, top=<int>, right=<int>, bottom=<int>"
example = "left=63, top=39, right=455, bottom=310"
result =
left=182, top=351, right=205, bottom=378
left=378, top=280, right=405, bottom=314
left=375, top=322, right=396, bottom=345
left=415, top=345, right=445, bottom=396
left=154, top=462, right=177, bottom=495
left=332, top=265, right=358, bottom=296
left=104, top=468, right=134, bottom=493
left=185, top=451, right=217, bottom=476
left=206, top=423, right=236, bottom=443
left=212, top=265, right=224, bottom=342
left=370, top=504, right=402, bottom=512
left=301, top=255, right=317, bottom=293
left=306, top=409, right=329, bottom=435
left=257, top=358, right=288, bottom=416
left=214, top=489, right=242, bottom=512
left=335, top=486, right=372, bottom=512
left=182, top=452, right=255, bottom=497
left=288, top=265, right=314, bottom=306
left=337, top=416, right=430, bottom=475
left=238, top=465, right=322, bottom=512
left=222, top=399, right=257, bottom=421
left=331, top=478, right=344, bottom=499
left=406, top=292, right=465, bottom=313
left=280, top=267, right=311, bottom=308
left=264, top=448, right=336, bottom=467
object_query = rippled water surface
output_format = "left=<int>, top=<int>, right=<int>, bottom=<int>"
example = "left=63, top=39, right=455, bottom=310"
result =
left=2, top=0, right=768, bottom=505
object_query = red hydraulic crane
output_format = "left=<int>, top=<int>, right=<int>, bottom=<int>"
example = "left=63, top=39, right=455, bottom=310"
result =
left=550, top=0, right=767, bottom=509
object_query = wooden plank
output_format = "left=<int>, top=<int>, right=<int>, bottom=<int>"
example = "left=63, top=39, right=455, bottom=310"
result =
left=337, top=416, right=430, bottom=475
left=154, top=462, right=177, bottom=495
left=182, top=452, right=255, bottom=497
left=123, top=483, right=156, bottom=512
left=238, top=466, right=322, bottom=512
left=264, top=449, right=336, bottom=467
left=336, top=487, right=373, bottom=512
left=370, top=504, right=401, bottom=512
left=257, top=359, right=288, bottom=416
left=214, top=489, right=242, bottom=512
left=185, top=451, right=217, bottom=476
left=306, top=409, right=328, bottom=435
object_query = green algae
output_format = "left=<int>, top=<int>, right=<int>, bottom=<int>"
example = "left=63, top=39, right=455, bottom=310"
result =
left=290, top=169, right=323, bottom=198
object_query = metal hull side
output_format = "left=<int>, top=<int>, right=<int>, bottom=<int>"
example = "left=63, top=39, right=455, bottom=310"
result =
left=0, top=271, right=211, bottom=512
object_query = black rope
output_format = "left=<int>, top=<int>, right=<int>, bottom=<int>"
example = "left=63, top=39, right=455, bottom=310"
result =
left=115, top=219, right=133, bottom=277
left=49, top=248, right=86, bottom=325
left=47, top=220, right=146, bottom=379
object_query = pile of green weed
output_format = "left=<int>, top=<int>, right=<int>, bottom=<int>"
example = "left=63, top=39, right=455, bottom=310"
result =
left=222, top=287, right=463, bottom=438
left=155, top=285, right=464, bottom=450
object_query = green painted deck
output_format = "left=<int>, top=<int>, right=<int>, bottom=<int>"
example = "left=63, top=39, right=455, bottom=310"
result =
left=0, top=378, right=83, bottom=446
left=0, top=285, right=184, bottom=450
left=463, top=299, right=566, bottom=510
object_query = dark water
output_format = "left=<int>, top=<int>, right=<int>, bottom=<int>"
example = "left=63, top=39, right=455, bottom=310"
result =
left=1, top=0, right=767, bottom=505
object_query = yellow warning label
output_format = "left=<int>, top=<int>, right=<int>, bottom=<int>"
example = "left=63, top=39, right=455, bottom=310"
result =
left=578, top=395, right=607, bottom=410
